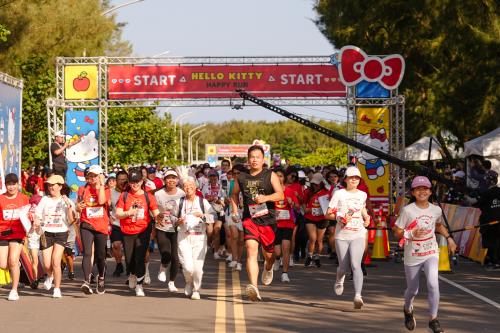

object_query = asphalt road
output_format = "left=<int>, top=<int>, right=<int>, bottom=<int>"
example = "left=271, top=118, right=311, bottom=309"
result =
left=1, top=251, right=499, bottom=332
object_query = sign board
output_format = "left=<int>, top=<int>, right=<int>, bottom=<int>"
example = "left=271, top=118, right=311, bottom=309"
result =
left=205, top=144, right=271, bottom=167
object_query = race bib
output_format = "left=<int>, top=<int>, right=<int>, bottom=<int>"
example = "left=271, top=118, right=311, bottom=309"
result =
left=311, top=207, right=323, bottom=216
left=2, top=209, right=20, bottom=220
left=86, top=206, right=104, bottom=219
left=276, top=209, right=290, bottom=220
left=136, top=208, right=145, bottom=220
left=249, top=203, right=269, bottom=218
left=411, top=237, right=438, bottom=257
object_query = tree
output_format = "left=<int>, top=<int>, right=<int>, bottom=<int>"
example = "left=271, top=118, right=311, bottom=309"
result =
left=314, top=1, right=499, bottom=145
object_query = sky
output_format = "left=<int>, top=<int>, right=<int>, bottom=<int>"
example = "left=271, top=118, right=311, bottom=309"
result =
left=109, top=0, right=346, bottom=124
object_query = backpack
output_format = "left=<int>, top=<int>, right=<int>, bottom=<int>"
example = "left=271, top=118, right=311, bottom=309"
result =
left=177, top=196, right=205, bottom=218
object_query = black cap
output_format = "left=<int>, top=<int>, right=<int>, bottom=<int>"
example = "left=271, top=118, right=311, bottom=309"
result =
left=5, top=173, right=18, bottom=184
left=129, top=170, right=143, bottom=182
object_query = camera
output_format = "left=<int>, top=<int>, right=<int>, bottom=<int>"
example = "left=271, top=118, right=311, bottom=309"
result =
left=0, top=229, right=13, bottom=236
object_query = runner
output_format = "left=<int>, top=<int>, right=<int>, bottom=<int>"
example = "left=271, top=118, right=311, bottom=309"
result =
left=110, top=170, right=128, bottom=277
left=0, top=173, right=30, bottom=301
left=303, top=173, right=330, bottom=268
left=394, top=176, right=457, bottom=332
left=230, top=145, right=284, bottom=301
left=273, top=168, right=299, bottom=282
left=34, top=175, right=76, bottom=298
left=154, top=169, right=184, bottom=292
left=203, top=169, right=225, bottom=259
left=326, top=166, right=370, bottom=309
left=116, top=168, right=160, bottom=296
left=176, top=176, right=215, bottom=300
left=76, top=164, right=111, bottom=295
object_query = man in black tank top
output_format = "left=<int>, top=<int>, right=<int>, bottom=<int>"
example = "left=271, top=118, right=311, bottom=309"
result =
left=230, top=145, right=284, bottom=302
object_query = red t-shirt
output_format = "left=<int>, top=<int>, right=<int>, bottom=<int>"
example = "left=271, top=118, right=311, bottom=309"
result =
left=286, top=182, right=304, bottom=204
left=304, top=188, right=330, bottom=221
left=152, top=177, right=164, bottom=190
left=78, top=185, right=111, bottom=234
left=116, top=191, right=158, bottom=235
left=0, top=193, right=30, bottom=240
left=275, top=187, right=299, bottom=229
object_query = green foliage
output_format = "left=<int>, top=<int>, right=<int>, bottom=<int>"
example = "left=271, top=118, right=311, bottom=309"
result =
left=290, top=146, right=348, bottom=167
left=0, top=24, right=10, bottom=42
left=315, top=0, right=499, bottom=144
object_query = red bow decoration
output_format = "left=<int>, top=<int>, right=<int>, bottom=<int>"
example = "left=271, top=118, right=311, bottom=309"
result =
left=84, top=116, right=94, bottom=125
left=338, top=45, right=405, bottom=90
left=370, top=128, right=387, bottom=142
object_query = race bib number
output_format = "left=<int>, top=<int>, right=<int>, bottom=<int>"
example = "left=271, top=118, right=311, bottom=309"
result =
left=86, top=207, right=104, bottom=219
left=136, top=208, right=145, bottom=220
left=249, top=203, right=269, bottom=218
left=2, top=209, right=20, bottom=220
left=276, top=209, right=290, bottom=220
left=311, top=207, right=323, bottom=216
left=411, top=237, right=438, bottom=257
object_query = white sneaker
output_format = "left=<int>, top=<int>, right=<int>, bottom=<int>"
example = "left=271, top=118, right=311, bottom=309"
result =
left=289, top=257, right=295, bottom=267
left=128, top=274, right=137, bottom=289
left=168, top=281, right=178, bottom=292
left=191, top=291, right=201, bottom=300
left=52, top=288, right=62, bottom=298
left=184, top=282, right=193, bottom=297
left=334, top=281, right=344, bottom=296
left=144, top=268, right=151, bottom=285
left=225, top=254, right=233, bottom=262
left=235, top=263, right=242, bottom=271
left=273, top=259, right=280, bottom=271
left=43, top=276, right=53, bottom=291
left=7, top=289, right=19, bottom=301
left=261, top=266, right=274, bottom=286
left=354, top=295, right=364, bottom=309
left=228, top=260, right=237, bottom=268
left=214, top=252, right=222, bottom=260
left=135, top=285, right=145, bottom=297
left=158, top=266, right=167, bottom=283
left=245, top=284, right=261, bottom=302
left=281, top=273, right=290, bottom=283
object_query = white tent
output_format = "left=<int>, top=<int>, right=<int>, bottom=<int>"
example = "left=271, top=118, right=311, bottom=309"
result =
left=464, top=127, right=500, bottom=174
left=403, top=136, right=461, bottom=161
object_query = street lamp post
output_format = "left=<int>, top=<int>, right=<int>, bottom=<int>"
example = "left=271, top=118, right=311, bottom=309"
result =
left=192, top=129, right=207, bottom=163
left=187, top=124, right=206, bottom=165
left=102, top=0, right=145, bottom=15
left=174, top=112, right=193, bottom=161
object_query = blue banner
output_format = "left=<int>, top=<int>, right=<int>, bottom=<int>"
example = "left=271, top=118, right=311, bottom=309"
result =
left=356, top=81, right=389, bottom=98
left=0, top=81, right=22, bottom=180
left=65, top=110, right=99, bottom=199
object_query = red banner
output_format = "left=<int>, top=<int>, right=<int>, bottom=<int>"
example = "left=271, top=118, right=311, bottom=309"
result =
left=107, top=65, right=346, bottom=99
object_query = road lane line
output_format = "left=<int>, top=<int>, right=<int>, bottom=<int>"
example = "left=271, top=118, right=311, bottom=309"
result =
left=439, top=275, right=500, bottom=310
left=232, top=270, right=247, bottom=333
left=215, top=262, right=227, bottom=333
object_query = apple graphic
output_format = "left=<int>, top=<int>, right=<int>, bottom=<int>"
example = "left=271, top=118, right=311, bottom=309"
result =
left=377, top=186, right=384, bottom=193
left=73, top=71, right=90, bottom=92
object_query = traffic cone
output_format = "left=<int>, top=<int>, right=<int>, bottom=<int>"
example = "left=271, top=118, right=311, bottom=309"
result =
left=367, top=217, right=376, bottom=244
left=363, top=248, right=372, bottom=266
left=371, top=227, right=388, bottom=260
left=0, top=268, right=11, bottom=286
left=438, top=235, right=452, bottom=272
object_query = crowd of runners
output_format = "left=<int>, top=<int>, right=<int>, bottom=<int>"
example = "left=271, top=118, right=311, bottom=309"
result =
left=11, top=143, right=500, bottom=333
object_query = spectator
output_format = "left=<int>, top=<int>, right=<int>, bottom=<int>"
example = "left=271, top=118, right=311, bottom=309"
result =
left=50, top=131, right=79, bottom=179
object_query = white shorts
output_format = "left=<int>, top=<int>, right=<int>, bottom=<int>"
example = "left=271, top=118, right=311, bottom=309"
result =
left=27, top=231, right=40, bottom=250
left=225, top=214, right=243, bottom=232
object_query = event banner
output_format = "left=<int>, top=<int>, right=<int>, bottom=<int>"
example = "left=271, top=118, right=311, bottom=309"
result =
left=108, top=65, right=346, bottom=99
left=0, top=77, right=22, bottom=184
left=356, top=107, right=390, bottom=198
left=205, top=143, right=271, bottom=166
left=64, top=110, right=99, bottom=199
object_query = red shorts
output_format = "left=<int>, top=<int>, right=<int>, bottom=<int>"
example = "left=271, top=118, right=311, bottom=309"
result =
left=243, top=218, right=276, bottom=253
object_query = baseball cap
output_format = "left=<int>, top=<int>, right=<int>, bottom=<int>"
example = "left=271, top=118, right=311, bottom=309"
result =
left=452, top=170, right=465, bottom=178
left=345, top=166, right=362, bottom=178
left=208, top=169, right=219, bottom=177
left=163, top=169, right=178, bottom=178
left=411, top=176, right=432, bottom=189
left=45, top=175, right=65, bottom=185
left=298, top=170, right=306, bottom=178
left=87, top=164, right=103, bottom=175
left=4, top=173, right=18, bottom=184
left=147, top=167, right=156, bottom=174
left=310, top=173, right=324, bottom=185
left=54, top=130, right=64, bottom=138
left=129, top=170, right=143, bottom=183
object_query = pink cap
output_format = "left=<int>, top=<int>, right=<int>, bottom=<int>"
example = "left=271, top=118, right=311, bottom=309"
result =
left=411, top=176, right=432, bottom=189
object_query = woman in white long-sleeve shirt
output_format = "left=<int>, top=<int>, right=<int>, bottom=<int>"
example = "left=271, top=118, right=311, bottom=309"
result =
left=176, top=177, right=214, bottom=300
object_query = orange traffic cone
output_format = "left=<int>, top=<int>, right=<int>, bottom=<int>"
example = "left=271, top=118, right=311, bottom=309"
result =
left=363, top=248, right=372, bottom=266
left=438, top=235, right=452, bottom=272
left=371, top=227, right=388, bottom=260
left=367, top=217, right=376, bottom=244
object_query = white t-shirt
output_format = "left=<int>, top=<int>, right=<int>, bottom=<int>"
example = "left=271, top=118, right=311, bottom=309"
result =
left=176, top=196, right=214, bottom=236
left=395, top=202, right=442, bottom=266
left=329, top=189, right=367, bottom=240
left=110, top=188, right=122, bottom=227
left=154, top=188, right=185, bottom=232
left=35, top=196, right=75, bottom=233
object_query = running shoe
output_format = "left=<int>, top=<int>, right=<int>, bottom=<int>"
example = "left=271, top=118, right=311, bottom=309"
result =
left=314, top=256, right=321, bottom=268
left=228, top=260, right=237, bottom=269
left=226, top=254, right=233, bottom=263
left=304, top=255, right=313, bottom=268
left=68, top=272, right=75, bottom=280
left=261, top=266, right=274, bottom=286
left=428, top=319, right=444, bottom=333
left=158, top=266, right=167, bottom=282
left=113, top=262, right=124, bottom=277
left=135, top=284, right=145, bottom=297
left=81, top=281, right=93, bottom=295
left=235, top=263, right=242, bottom=271
left=52, top=288, right=62, bottom=298
left=273, top=259, right=281, bottom=271
left=191, top=291, right=201, bottom=300
left=43, top=276, right=53, bottom=291
left=281, top=273, right=290, bottom=283
left=334, top=277, right=344, bottom=296
left=7, top=290, right=19, bottom=301
left=168, top=281, right=178, bottom=292
left=184, top=282, right=193, bottom=297
left=289, top=257, right=294, bottom=267
left=245, top=284, right=261, bottom=302
left=354, top=295, right=364, bottom=309
left=128, top=274, right=137, bottom=289
left=96, top=277, right=106, bottom=294
left=404, top=307, right=416, bottom=331
left=214, top=252, right=222, bottom=260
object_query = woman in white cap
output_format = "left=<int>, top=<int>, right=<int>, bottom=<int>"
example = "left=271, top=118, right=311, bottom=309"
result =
left=34, top=175, right=76, bottom=298
left=76, top=164, right=111, bottom=295
left=154, top=169, right=185, bottom=292
left=327, top=166, right=370, bottom=309
left=177, top=177, right=215, bottom=300
left=394, top=176, right=456, bottom=333
left=0, top=173, right=30, bottom=301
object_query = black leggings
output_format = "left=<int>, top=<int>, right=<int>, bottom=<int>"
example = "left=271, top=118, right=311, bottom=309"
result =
left=80, top=226, right=107, bottom=282
left=156, top=230, right=178, bottom=281
left=123, top=224, right=152, bottom=284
